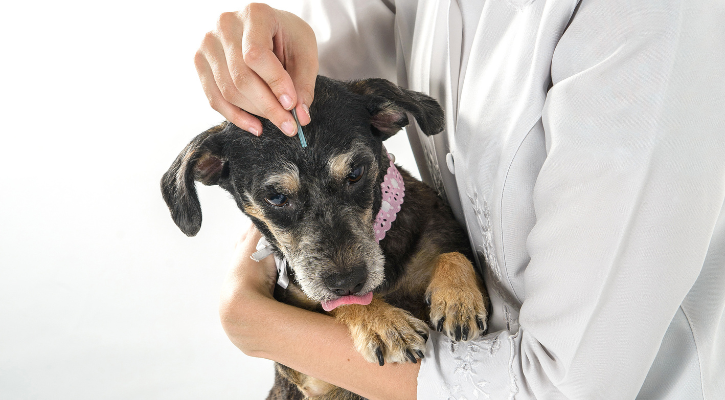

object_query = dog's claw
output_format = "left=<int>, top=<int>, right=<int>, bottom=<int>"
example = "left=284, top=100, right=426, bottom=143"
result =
left=462, top=324, right=470, bottom=341
left=376, top=348, right=385, bottom=366
left=455, top=325, right=462, bottom=341
left=416, top=350, right=425, bottom=359
left=405, top=350, right=417, bottom=363
left=436, top=317, right=445, bottom=332
left=476, top=317, right=486, bottom=332
left=421, top=332, right=429, bottom=342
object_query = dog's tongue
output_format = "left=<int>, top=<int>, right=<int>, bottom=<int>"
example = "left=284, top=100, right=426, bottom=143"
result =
left=321, top=292, right=373, bottom=312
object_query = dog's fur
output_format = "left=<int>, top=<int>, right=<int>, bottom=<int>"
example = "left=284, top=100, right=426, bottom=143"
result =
left=161, top=76, right=488, bottom=399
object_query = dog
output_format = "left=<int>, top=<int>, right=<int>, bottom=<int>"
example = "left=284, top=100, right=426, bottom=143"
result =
left=161, top=76, right=489, bottom=399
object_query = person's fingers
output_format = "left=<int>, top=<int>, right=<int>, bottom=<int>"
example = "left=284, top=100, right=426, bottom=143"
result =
left=228, top=224, right=277, bottom=297
left=217, top=41, right=297, bottom=136
left=217, top=8, right=298, bottom=136
left=236, top=223, right=262, bottom=252
left=194, top=50, right=263, bottom=135
left=286, top=44, right=318, bottom=126
left=197, top=6, right=319, bottom=136
left=238, top=5, right=298, bottom=111
left=277, top=9, right=318, bottom=126
left=201, top=30, right=296, bottom=136
left=287, top=52, right=318, bottom=126
left=200, top=33, right=249, bottom=109
left=234, top=73, right=297, bottom=136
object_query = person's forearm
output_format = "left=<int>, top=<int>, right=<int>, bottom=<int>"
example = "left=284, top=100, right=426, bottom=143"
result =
left=222, top=291, right=419, bottom=400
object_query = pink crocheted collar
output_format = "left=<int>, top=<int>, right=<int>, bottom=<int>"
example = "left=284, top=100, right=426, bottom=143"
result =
left=374, top=153, right=405, bottom=242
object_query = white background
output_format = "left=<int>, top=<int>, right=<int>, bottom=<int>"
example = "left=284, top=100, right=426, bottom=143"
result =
left=0, top=1, right=417, bottom=399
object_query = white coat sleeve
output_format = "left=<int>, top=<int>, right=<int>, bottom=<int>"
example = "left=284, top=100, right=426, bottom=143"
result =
left=268, top=0, right=398, bottom=83
left=418, top=1, right=725, bottom=399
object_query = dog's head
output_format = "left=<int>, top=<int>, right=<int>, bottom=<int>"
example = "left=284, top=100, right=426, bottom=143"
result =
left=161, top=76, right=443, bottom=304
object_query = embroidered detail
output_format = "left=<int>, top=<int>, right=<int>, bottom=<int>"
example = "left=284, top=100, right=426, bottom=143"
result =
left=504, top=305, right=512, bottom=332
left=467, top=191, right=520, bottom=332
left=422, top=135, right=448, bottom=202
left=437, top=382, right=462, bottom=400
left=436, top=337, right=502, bottom=399
left=507, top=331, right=520, bottom=399
left=467, top=192, right=501, bottom=281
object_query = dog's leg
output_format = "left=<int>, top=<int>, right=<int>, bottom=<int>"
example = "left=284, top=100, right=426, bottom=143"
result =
left=331, top=297, right=429, bottom=366
left=266, top=363, right=306, bottom=400
left=273, top=363, right=367, bottom=400
left=273, top=363, right=339, bottom=399
left=425, top=252, right=489, bottom=341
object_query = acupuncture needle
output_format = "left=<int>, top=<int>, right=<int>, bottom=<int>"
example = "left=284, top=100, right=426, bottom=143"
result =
left=291, top=109, right=307, bottom=148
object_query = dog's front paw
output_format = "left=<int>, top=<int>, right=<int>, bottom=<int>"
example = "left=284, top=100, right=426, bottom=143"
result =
left=426, top=252, right=489, bottom=342
left=332, top=297, right=429, bottom=366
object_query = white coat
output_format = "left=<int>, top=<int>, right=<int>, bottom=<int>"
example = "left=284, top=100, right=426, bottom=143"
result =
left=276, top=0, right=725, bottom=398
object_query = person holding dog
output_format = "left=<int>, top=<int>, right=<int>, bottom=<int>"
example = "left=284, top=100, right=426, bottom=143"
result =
left=198, top=1, right=725, bottom=399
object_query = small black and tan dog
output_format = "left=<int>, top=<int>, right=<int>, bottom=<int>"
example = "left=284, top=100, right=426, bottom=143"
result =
left=161, top=76, right=488, bottom=399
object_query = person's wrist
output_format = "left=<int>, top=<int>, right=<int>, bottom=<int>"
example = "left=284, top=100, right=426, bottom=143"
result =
left=219, top=284, right=278, bottom=356
left=220, top=253, right=276, bottom=314
left=219, top=235, right=279, bottom=356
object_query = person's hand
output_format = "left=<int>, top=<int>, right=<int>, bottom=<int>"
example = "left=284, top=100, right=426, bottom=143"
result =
left=195, top=3, right=318, bottom=137
left=219, top=224, right=279, bottom=355
left=221, top=224, right=277, bottom=305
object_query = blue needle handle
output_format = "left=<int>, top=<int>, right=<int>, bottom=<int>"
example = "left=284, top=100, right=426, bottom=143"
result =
left=291, top=109, right=307, bottom=148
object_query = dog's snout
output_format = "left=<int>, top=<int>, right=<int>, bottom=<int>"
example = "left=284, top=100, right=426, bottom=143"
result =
left=324, top=266, right=367, bottom=296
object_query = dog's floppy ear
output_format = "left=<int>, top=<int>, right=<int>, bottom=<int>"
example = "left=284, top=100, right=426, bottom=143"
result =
left=160, top=124, right=229, bottom=237
left=347, top=78, right=445, bottom=140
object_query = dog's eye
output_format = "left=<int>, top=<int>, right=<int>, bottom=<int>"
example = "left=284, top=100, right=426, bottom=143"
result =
left=265, top=193, right=288, bottom=207
left=347, top=166, right=364, bottom=183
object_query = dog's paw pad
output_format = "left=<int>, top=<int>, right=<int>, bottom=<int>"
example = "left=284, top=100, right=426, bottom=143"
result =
left=347, top=307, right=429, bottom=366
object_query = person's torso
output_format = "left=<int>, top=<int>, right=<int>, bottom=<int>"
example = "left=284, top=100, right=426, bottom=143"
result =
left=394, top=0, right=577, bottom=334
left=392, top=1, right=720, bottom=398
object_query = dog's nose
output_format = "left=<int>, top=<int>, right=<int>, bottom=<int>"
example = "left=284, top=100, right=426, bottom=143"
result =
left=324, top=266, right=367, bottom=296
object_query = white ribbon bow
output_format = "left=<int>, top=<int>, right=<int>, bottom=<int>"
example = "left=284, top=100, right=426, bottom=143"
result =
left=249, top=236, right=289, bottom=289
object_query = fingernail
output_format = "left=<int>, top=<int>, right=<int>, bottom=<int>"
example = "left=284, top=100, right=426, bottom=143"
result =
left=248, top=126, right=260, bottom=136
left=279, top=94, right=294, bottom=110
left=281, top=120, right=296, bottom=136
left=302, top=103, right=310, bottom=121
